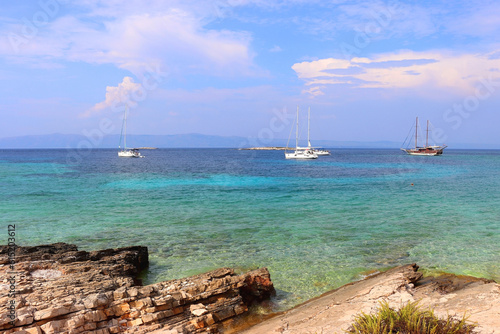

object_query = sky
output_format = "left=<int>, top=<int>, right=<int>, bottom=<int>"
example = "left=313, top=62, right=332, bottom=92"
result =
left=1, top=0, right=500, bottom=147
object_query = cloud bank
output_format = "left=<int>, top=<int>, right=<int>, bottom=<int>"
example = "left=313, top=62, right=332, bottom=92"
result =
left=292, top=50, right=500, bottom=96
left=1, top=2, right=257, bottom=79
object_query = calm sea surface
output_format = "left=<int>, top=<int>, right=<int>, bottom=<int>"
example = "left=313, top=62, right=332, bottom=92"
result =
left=1, top=148, right=499, bottom=309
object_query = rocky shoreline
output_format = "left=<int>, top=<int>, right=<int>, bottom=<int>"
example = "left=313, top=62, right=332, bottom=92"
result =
left=0, top=243, right=274, bottom=333
left=1, top=243, right=499, bottom=334
left=239, top=264, right=500, bottom=334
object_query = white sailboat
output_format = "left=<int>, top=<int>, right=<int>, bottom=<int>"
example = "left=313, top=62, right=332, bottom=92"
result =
left=285, top=106, right=318, bottom=159
left=305, top=107, right=331, bottom=156
left=118, top=106, right=143, bottom=158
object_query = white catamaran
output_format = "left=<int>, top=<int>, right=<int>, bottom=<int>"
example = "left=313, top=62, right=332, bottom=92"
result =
left=305, top=107, right=330, bottom=156
left=285, top=106, right=318, bottom=159
left=118, top=106, right=143, bottom=158
left=401, top=117, right=447, bottom=156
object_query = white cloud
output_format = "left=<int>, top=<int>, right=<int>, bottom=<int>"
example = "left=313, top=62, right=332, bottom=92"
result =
left=82, top=76, right=142, bottom=117
left=302, top=86, right=325, bottom=97
left=0, top=3, right=258, bottom=78
left=292, top=50, right=500, bottom=97
left=97, top=10, right=256, bottom=77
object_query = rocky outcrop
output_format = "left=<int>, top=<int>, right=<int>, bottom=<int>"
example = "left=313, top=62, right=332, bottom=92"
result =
left=239, top=263, right=500, bottom=334
left=0, top=243, right=274, bottom=334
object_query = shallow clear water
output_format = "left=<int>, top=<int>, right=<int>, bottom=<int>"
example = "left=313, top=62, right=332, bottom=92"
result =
left=1, top=148, right=499, bottom=309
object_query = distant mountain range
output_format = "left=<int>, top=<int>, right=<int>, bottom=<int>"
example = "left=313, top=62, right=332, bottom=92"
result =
left=0, top=133, right=496, bottom=149
left=0, top=134, right=246, bottom=149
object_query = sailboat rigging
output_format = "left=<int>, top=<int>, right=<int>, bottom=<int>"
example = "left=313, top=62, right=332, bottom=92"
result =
left=305, top=107, right=330, bottom=156
left=285, top=106, right=318, bottom=159
left=118, top=106, right=143, bottom=158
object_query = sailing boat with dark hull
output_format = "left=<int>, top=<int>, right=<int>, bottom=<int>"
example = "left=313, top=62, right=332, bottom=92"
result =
left=401, top=117, right=447, bottom=156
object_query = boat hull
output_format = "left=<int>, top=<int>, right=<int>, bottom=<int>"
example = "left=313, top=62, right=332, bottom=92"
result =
left=118, top=150, right=142, bottom=158
left=285, top=150, right=318, bottom=159
left=401, top=146, right=446, bottom=156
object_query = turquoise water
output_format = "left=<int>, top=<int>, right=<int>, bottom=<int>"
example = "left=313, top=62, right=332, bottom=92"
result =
left=1, top=148, right=499, bottom=309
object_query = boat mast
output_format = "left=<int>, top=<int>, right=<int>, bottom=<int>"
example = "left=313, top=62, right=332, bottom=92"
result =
left=307, top=107, right=311, bottom=148
left=426, top=120, right=429, bottom=147
left=124, top=106, right=127, bottom=149
left=415, top=116, right=418, bottom=149
left=296, top=106, right=299, bottom=149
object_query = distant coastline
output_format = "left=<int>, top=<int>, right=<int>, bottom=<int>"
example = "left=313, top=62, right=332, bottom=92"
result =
left=0, top=133, right=498, bottom=149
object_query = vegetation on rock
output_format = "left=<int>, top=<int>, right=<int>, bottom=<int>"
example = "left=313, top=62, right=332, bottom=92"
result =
left=346, top=301, right=478, bottom=334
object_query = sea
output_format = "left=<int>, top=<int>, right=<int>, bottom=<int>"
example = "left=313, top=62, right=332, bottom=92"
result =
left=1, top=148, right=499, bottom=310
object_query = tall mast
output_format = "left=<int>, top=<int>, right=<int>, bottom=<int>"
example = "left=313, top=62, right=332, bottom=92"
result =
left=296, top=106, right=299, bottom=149
left=426, top=120, right=429, bottom=147
left=307, top=107, right=311, bottom=148
left=415, top=116, right=418, bottom=149
left=124, top=106, right=127, bottom=149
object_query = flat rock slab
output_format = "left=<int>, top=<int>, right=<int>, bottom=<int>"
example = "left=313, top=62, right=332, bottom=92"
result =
left=238, top=264, right=500, bottom=334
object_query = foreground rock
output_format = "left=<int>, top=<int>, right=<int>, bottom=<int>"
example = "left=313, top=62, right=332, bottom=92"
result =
left=0, top=243, right=274, bottom=333
left=239, top=264, right=500, bottom=334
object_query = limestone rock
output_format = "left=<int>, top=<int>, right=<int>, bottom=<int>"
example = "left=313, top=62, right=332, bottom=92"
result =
left=190, top=304, right=208, bottom=316
left=239, top=263, right=500, bottom=334
left=0, top=243, right=274, bottom=334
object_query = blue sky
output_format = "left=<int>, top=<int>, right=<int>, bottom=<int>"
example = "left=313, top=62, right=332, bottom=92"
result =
left=1, top=0, right=500, bottom=146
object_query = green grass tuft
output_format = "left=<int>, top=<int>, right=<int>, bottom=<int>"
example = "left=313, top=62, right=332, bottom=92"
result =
left=345, top=301, right=478, bottom=334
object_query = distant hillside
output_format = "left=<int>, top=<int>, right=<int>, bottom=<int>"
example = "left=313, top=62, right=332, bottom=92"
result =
left=0, top=133, right=496, bottom=149
left=0, top=133, right=250, bottom=149
left=0, top=133, right=399, bottom=149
